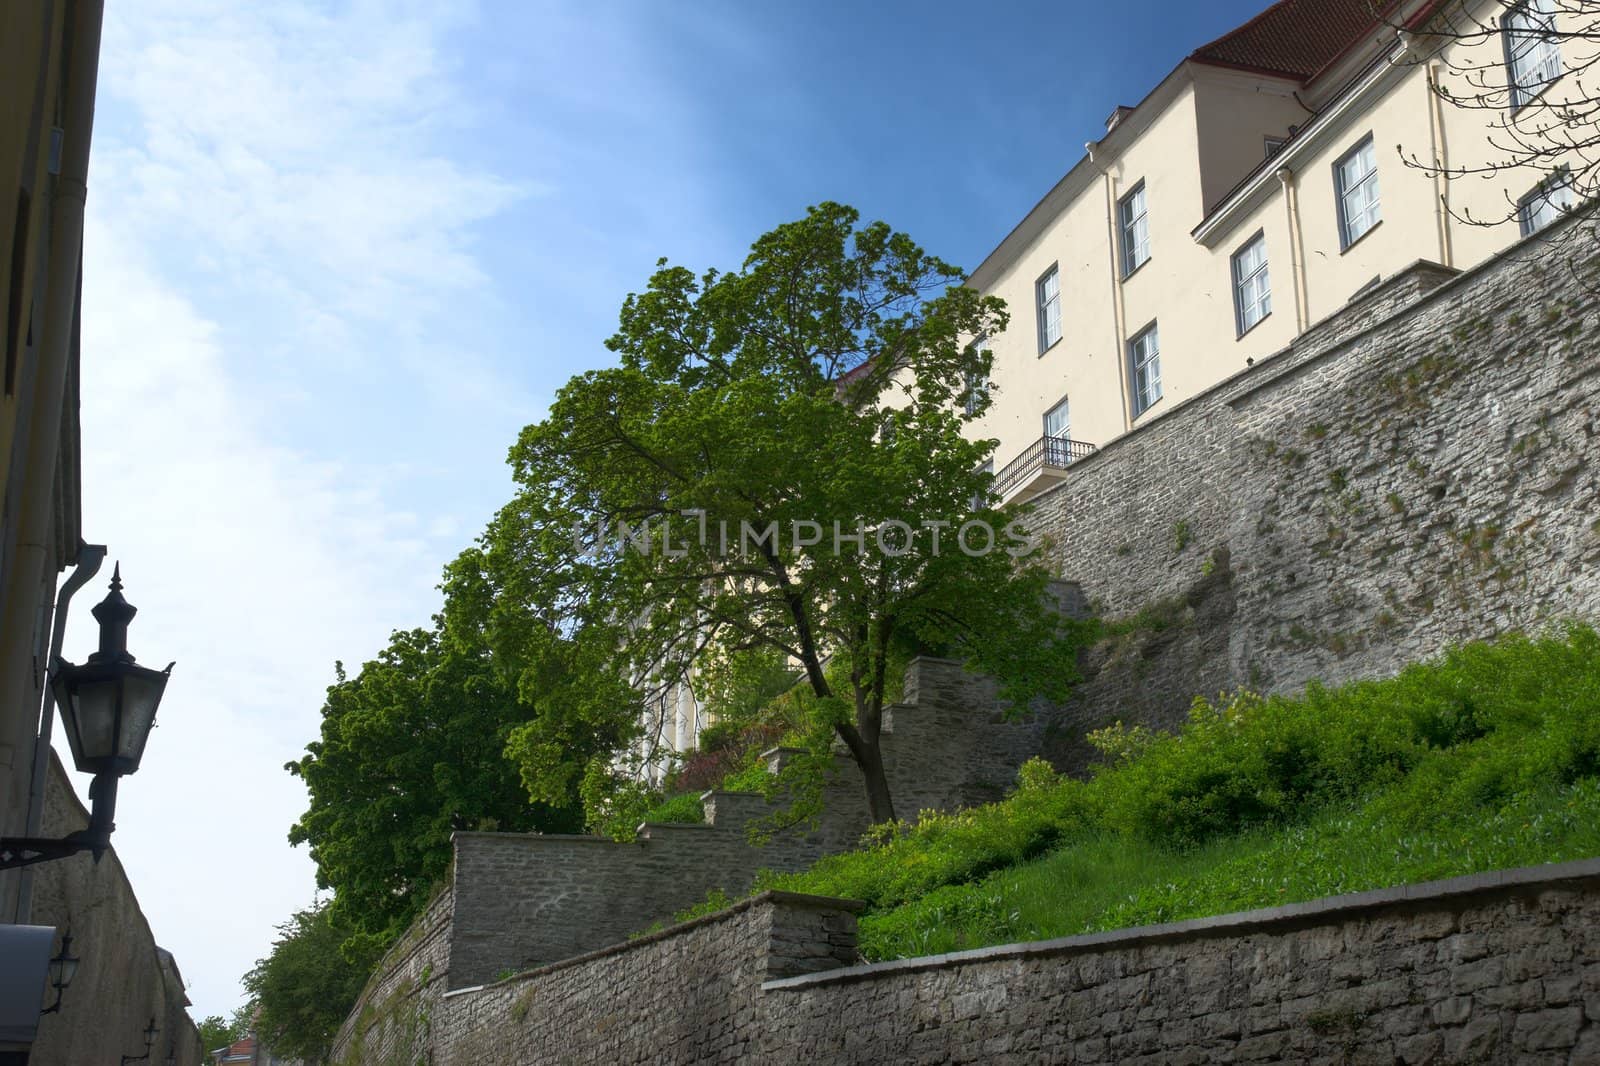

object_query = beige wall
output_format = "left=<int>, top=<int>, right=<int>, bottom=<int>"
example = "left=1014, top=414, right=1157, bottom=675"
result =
left=0, top=0, right=86, bottom=907
left=971, top=68, right=1310, bottom=484
left=973, top=0, right=1595, bottom=503
left=1191, top=72, right=1307, bottom=215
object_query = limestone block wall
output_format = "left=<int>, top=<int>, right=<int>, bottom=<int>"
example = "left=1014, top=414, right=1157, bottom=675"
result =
left=26, top=753, right=204, bottom=1066
left=1028, top=214, right=1600, bottom=742
left=366, top=859, right=1600, bottom=1064
left=332, top=879, right=456, bottom=1063
left=435, top=892, right=862, bottom=1066
left=760, top=860, right=1600, bottom=1065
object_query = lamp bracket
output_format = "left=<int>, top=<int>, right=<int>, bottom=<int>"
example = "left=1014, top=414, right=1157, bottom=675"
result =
left=0, top=827, right=109, bottom=869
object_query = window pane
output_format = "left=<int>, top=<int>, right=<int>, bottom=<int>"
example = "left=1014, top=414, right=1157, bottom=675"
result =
left=1507, top=0, right=1561, bottom=106
left=963, top=332, right=988, bottom=415
left=1037, top=267, right=1062, bottom=351
left=1233, top=234, right=1271, bottom=334
left=1520, top=169, right=1577, bottom=235
left=1337, top=137, right=1381, bottom=245
left=1128, top=326, right=1162, bottom=417
left=1120, top=184, right=1151, bottom=274
left=1044, top=398, right=1070, bottom=438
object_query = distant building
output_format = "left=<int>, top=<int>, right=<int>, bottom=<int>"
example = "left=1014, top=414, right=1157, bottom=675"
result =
left=209, top=1029, right=301, bottom=1066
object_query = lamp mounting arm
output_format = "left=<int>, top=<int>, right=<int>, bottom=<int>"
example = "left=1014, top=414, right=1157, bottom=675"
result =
left=0, top=773, right=116, bottom=869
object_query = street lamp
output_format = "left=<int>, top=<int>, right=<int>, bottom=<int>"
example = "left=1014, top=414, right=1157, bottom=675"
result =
left=0, top=566, right=173, bottom=869
left=119, top=1017, right=159, bottom=1065
left=38, top=929, right=79, bottom=1014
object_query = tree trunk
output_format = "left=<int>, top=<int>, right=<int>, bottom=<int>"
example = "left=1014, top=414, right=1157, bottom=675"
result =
left=835, top=720, right=896, bottom=825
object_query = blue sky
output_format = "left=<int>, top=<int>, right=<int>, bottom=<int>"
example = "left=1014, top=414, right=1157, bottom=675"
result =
left=74, top=0, right=1273, bottom=1022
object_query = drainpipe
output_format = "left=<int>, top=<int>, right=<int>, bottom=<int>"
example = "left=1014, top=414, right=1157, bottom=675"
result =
left=1397, top=30, right=1455, bottom=271
left=1277, top=167, right=1310, bottom=333
left=1087, top=142, right=1133, bottom=434
left=1426, top=60, right=1455, bottom=268
left=0, top=0, right=103, bottom=847
left=14, top=541, right=104, bottom=922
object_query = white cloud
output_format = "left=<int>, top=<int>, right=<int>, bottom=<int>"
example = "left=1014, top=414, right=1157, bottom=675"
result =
left=73, top=0, right=535, bottom=1021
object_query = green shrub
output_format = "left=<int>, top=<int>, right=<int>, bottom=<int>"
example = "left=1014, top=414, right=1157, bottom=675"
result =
left=759, top=761, right=1096, bottom=909
left=742, top=625, right=1600, bottom=956
left=642, top=792, right=706, bottom=824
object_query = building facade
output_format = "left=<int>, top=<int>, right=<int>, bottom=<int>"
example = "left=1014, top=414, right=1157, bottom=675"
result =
left=972, top=0, right=1592, bottom=503
left=0, top=0, right=95, bottom=908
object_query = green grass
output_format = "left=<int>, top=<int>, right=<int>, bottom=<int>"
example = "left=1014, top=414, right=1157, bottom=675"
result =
left=641, top=790, right=707, bottom=825
left=721, top=625, right=1600, bottom=960
left=858, top=779, right=1600, bottom=960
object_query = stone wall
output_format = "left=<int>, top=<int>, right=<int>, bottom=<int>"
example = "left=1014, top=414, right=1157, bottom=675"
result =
left=332, top=880, right=456, bottom=1065
left=428, top=654, right=1057, bottom=993
left=1028, top=214, right=1600, bottom=761
left=25, top=752, right=204, bottom=1066
left=332, top=652, right=1063, bottom=1057
left=361, top=859, right=1600, bottom=1064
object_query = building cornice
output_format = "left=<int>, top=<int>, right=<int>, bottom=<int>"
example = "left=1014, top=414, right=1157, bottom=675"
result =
left=966, top=62, right=1198, bottom=293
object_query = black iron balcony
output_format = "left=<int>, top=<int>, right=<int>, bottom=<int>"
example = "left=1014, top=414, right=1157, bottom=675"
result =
left=992, top=435, right=1097, bottom=503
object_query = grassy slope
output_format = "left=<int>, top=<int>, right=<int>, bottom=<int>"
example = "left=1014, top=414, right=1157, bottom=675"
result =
left=858, top=779, right=1600, bottom=960
left=741, top=625, right=1600, bottom=962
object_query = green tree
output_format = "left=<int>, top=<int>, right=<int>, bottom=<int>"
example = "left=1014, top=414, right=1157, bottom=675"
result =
left=286, top=590, right=585, bottom=941
left=243, top=903, right=382, bottom=1064
left=196, top=1010, right=247, bottom=1056
left=488, top=202, right=1089, bottom=824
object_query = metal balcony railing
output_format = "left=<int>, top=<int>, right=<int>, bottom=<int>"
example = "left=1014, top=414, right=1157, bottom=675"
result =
left=992, top=435, right=1098, bottom=501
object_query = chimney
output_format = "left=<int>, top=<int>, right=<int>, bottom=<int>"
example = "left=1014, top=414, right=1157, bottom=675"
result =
left=1106, top=105, right=1136, bottom=133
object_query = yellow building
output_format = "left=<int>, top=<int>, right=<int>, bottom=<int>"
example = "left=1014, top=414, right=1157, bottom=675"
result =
left=974, top=0, right=1592, bottom=503
left=0, top=0, right=99, bottom=911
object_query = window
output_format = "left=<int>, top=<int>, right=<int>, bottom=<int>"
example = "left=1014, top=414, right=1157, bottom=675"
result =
left=972, top=460, right=994, bottom=511
left=1504, top=0, right=1561, bottom=109
left=1036, top=266, right=1061, bottom=352
left=1119, top=182, right=1151, bottom=276
left=1518, top=168, right=1578, bottom=235
left=1043, top=397, right=1070, bottom=439
left=1231, top=231, right=1272, bottom=336
left=962, top=332, right=989, bottom=416
left=1127, top=324, right=1162, bottom=418
left=1334, top=135, right=1381, bottom=249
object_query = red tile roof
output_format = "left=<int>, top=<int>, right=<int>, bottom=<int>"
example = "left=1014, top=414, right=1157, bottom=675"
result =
left=1190, top=0, right=1396, bottom=83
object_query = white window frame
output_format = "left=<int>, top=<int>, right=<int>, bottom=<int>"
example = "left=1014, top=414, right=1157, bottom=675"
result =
left=1036, top=265, right=1061, bottom=353
left=1503, top=0, right=1562, bottom=110
left=1231, top=231, right=1271, bottom=337
left=1043, top=396, right=1070, bottom=440
left=1518, top=167, right=1578, bottom=236
left=1334, top=135, right=1381, bottom=250
left=1119, top=182, right=1151, bottom=276
left=1127, top=323, right=1162, bottom=419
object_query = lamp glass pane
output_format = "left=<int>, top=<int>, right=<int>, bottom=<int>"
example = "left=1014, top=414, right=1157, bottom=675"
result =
left=70, top=681, right=120, bottom=763
left=115, top=671, right=168, bottom=765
